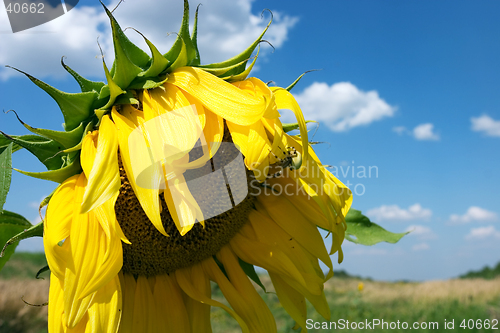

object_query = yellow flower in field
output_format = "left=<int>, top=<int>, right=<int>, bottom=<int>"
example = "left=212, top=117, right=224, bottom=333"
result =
left=6, top=2, right=352, bottom=332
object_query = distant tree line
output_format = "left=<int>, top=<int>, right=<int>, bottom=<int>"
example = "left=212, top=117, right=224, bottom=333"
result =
left=460, top=261, right=500, bottom=279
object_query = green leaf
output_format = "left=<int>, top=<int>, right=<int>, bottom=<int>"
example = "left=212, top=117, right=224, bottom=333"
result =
left=239, top=258, right=266, bottom=292
left=0, top=143, right=12, bottom=213
left=1, top=221, right=42, bottom=259
left=0, top=210, right=32, bottom=272
left=344, top=209, right=409, bottom=246
left=6, top=66, right=97, bottom=131
left=0, top=131, right=65, bottom=170
left=61, top=57, right=105, bottom=93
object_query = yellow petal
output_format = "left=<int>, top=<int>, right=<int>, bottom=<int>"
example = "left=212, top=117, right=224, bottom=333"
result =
left=63, top=174, right=123, bottom=328
left=118, top=273, right=135, bottom=333
left=269, top=273, right=308, bottom=332
left=216, top=247, right=277, bottom=333
left=87, top=275, right=122, bottom=333
left=112, top=107, right=166, bottom=236
left=227, top=120, right=270, bottom=182
left=154, top=275, right=191, bottom=333
left=232, top=77, right=279, bottom=119
left=48, top=275, right=65, bottom=333
left=81, top=115, right=121, bottom=213
left=44, top=175, right=78, bottom=280
left=257, top=195, right=333, bottom=275
left=175, top=263, right=249, bottom=332
left=167, top=67, right=267, bottom=126
left=163, top=174, right=204, bottom=236
left=271, top=87, right=309, bottom=164
left=132, top=276, right=156, bottom=333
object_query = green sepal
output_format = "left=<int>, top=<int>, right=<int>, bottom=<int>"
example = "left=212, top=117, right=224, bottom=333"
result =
left=222, top=45, right=260, bottom=82
left=164, top=0, right=198, bottom=67
left=7, top=110, right=84, bottom=150
left=138, top=33, right=170, bottom=78
left=201, top=14, right=271, bottom=73
left=15, top=154, right=81, bottom=183
left=286, top=70, right=319, bottom=92
left=0, top=143, right=12, bottom=213
left=344, top=209, right=409, bottom=246
left=239, top=258, right=266, bottom=292
left=1, top=134, right=49, bottom=153
left=6, top=66, right=97, bottom=131
left=63, top=120, right=95, bottom=153
left=36, top=265, right=50, bottom=279
left=128, top=74, right=169, bottom=90
left=98, top=59, right=126, bottom=111
left=0, top=131, right=65, bottom=170
left=282, top=120, right=316, bottom=133
left=114, top=91, right=140, bottom=105
left=168, top=39, right=189, bottom=72
left=61, top=57, right=105, bottom=93
left=191, top=4, right=201, bottom=66
left=201, top=57, right=251, bottom=78
left=102, top=3, right=150, bottom=88
left=1, top=220, right=42, bottom=259
left=0, top=210, right=32, bottom=272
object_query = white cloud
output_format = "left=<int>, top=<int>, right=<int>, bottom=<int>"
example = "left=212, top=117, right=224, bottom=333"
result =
left=449, top=206, right=498, bottom=225
left=393, top=126, right=409, bottom=135
left=405, top=225, right=437, bottom=240
left=367, top=203, right=432, bottom=222
left=413, top=123, right=440, bottom=141
left=465, top=226, right=500, bottom=241
left=471, top=114, right=500, bottom=137
left=412, top=243, right=430, bottom=251
left=288, top=82, right=396, bottom=132
left=0, top=0, right=297, bottom=80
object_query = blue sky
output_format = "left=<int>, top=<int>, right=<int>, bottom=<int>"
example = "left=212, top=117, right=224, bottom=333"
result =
left=1, top=0, right=500, bottom=281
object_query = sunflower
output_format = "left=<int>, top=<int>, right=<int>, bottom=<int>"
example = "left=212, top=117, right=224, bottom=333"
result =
left=6, top=2, right=352, bottom=332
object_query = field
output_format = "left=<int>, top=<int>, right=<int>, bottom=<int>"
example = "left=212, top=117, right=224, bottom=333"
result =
left=1, top=253, right=499, bottom=333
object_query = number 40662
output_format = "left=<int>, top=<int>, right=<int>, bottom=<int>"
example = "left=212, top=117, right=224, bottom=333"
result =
left=460, top=319, right=498, bottom=330
left=5, top=2, right=45, bottom=14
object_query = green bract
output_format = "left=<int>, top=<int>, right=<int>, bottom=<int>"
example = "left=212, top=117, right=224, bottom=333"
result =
left=0, top=0, right=270, bottom=183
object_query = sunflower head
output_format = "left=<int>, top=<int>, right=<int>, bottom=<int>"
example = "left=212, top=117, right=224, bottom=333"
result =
left=1, top=1, right=355, bottom=332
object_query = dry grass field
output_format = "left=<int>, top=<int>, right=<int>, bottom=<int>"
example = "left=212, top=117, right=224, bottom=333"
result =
left=1, top=253, right=499, bottom=332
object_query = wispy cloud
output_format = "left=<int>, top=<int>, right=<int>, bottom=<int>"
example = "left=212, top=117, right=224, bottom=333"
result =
left=0, top=0, right=297, bottom=80
left=288, top=82, right=396, bottom=132
left=449, top=206, right=498, bottom=225
left=412, top=243, right=430, bottom=251
left=405, top=225, right=437, bottom=240
left=393, top=123, right=440, bottom=141
left=367, top=203, right=432, bottom=222
left=471, top=114, right=500, bottom=137
left=413, top=123, right=440, bottom=141
left=465, top=226, right=500, bottom=241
